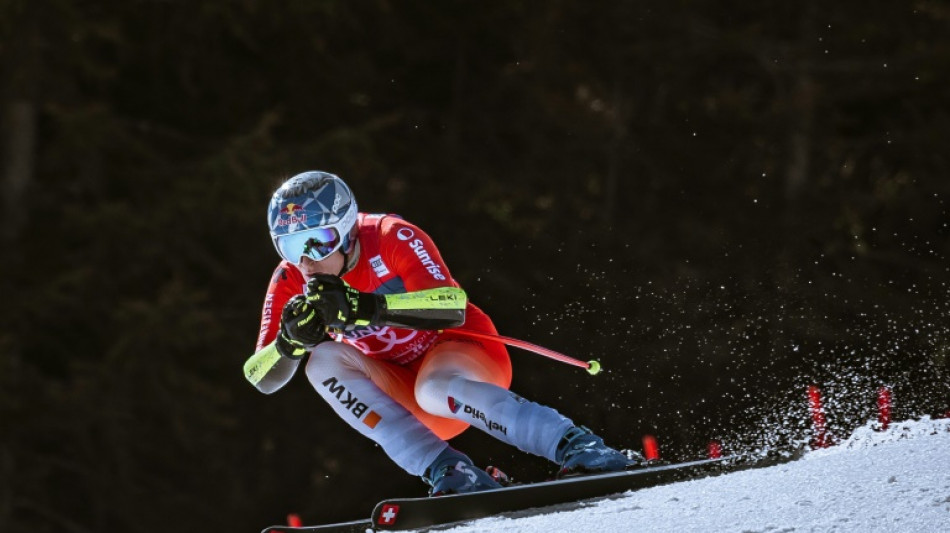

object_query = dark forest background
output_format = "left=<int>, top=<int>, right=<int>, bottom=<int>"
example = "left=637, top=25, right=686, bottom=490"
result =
left=2, top=1, right=950, bottom=532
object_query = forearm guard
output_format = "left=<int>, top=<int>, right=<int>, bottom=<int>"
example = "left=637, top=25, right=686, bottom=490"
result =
left=243, top=341, right=297, bottom=391
left=374, top=286, right=467, bottom=330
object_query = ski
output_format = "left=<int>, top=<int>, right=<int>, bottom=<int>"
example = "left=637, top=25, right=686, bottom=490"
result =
left=260, top=450, right=801, bottom=532
left=369, top=455, right=730, bottom=531
left=261, top=518, right=371, bottom=533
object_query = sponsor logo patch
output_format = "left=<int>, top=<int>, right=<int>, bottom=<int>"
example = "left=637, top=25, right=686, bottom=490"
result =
left=322, top=377, right=382, bottom=428
left=408, top=238, right=446, bottom=280
left=369, top=254, right=391, bottom=277
left=277, top=203, right=307, bottom=226
left=363, top=410, right=382, bottom=429
left=447, top=397, right=508, bottom=435
left=396, top=227, right=415, bottom=241
left=378, top=504, right=400, bottom=525
left=257, top=293, right=275, bottom=348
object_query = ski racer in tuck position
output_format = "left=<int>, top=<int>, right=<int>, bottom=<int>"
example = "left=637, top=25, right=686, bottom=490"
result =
left=243, top=171, right=638, bottom=495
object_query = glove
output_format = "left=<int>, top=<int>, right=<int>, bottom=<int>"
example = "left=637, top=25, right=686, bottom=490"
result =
left=306, top=274, right=380, bottom=331
left=274, top=294, right=326, bottom=360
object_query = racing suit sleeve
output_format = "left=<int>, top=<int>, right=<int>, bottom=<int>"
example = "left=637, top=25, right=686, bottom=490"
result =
left=372, top=217, right=467, bottom=329
left=244, top=263, right=308, bottom=393
left=370, top=286, right=467, bottom=329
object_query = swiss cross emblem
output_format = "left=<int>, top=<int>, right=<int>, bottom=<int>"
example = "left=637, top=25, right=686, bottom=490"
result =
left=378, top=504, right=400, bottom=525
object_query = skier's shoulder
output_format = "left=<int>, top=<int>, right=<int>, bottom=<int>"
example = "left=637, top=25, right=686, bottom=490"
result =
left=360, top=213, right=428, bottom=243
left=268, top=260, right=306, bottom=291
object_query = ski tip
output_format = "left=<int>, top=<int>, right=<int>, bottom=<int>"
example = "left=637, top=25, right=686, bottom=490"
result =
left=586, top=360, right=602, bottom=375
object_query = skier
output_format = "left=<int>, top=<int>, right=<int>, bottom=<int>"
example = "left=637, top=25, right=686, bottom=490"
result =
left=243, top=170, right=638, bottom=495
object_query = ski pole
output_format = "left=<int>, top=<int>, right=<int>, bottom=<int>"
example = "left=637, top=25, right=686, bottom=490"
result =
left=445, top=329, right=602, bottom=375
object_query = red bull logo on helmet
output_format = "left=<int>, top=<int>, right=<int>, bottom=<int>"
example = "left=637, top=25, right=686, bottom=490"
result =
left=277, top=203, right=308, bottom=227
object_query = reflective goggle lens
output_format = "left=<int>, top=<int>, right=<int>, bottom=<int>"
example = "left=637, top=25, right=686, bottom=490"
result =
left=274, top=226, right=341, bottom=263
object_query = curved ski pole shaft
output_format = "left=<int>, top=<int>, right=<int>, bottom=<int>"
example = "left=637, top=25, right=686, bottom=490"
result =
left=445, top=329, right=601, bottom=375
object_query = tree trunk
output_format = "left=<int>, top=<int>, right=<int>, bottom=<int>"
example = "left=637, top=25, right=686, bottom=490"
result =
left=2, top=100, right=37, bottom=245
left=784, top=2, right=818, bottom=204
left=1, top=2, right=39, bottom=248
left=785, top=73, right=815, bottom=202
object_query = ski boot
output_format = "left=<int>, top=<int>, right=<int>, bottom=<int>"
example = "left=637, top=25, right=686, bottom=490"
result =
left=555, top=426, right=643, bottom=477
left=423, top=447, right=503, bottom=496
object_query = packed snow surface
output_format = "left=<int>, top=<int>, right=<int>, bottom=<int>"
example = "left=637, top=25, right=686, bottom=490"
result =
left=434, top=417, right=950, bottom=533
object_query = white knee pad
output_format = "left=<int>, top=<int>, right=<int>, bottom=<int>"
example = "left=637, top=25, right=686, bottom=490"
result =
left=414, top=370, right=456, bottom=417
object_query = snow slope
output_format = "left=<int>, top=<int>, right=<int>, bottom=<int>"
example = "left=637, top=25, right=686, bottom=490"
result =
left=436, top=417, right=950, bottom=533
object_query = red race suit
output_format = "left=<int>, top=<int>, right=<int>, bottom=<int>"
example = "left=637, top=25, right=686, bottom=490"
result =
left=256, top=214, right=499, bottom=366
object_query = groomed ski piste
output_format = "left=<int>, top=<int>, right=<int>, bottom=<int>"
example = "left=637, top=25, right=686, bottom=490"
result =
left=429, top=417, right=950, bottom=533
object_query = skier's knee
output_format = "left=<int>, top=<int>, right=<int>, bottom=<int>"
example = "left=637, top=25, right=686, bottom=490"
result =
left=415, top=371, right=459, bottom=416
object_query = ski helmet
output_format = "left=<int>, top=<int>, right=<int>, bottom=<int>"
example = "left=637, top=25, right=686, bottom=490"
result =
left=267, top=171, right=359, bottom=264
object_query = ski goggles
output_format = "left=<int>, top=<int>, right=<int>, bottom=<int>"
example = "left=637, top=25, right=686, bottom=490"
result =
left=270, top=195, right=358, bottom=264
left=272, top=226, right=344, bottom=264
